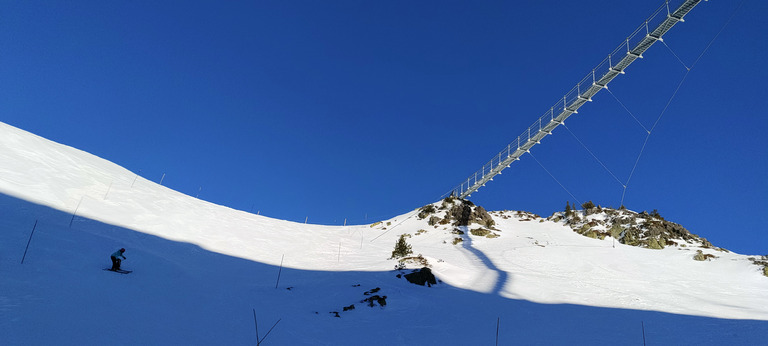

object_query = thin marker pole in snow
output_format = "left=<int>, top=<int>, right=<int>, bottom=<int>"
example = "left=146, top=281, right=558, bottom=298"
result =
left=496, top=317, right=500, bottom=346
left=259, top=318, right=281, bottom=345
left=159, top=173, right=166, bottom=185
left=70, top=197, right=83, bottom=228
left=131, top=170, right=141, bottom=188
left=344, top=218, right=347, bottom=226
left=641, top=321, right=646, bottom=346
left=304, top=216, right=308, bottom=224
left=253, top=309, right=259, bottom=345
left=21, top=220, right=38, bottom=264
left=104, top=181, right=113, bottom=200
left=275, top=254, right=284, bottom=289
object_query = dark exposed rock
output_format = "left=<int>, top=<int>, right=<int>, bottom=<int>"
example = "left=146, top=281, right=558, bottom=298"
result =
left=447, top=202, right=472, bottom=226
left=404, top=267, right=437, bottom=287
left=473, top=206, right=495, bottom=227
left=361, top=295, right=387, bottom=307
left=417, top=205, right=437, bottom=219
left=445, top=201, right=495, bottom=227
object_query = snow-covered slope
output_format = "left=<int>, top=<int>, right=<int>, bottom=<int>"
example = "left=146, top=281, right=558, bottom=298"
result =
left=1, top=121, right=767, bottom=345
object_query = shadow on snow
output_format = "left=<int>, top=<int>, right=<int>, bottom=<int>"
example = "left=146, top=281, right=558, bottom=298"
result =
left=1, top=193, right=766, bottom=345
left=457, top=225, right=509, bottom=295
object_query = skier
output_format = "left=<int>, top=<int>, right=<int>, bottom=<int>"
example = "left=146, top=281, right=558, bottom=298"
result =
left=110, top=248, right=126, bottom=271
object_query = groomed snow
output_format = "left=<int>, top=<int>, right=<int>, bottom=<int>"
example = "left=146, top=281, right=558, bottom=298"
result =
left=1, top=121, right=767, bottom=345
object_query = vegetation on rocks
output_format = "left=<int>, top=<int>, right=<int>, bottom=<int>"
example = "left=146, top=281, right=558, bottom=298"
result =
left=551, top=202, right=723, bottom=251
left=398, top=254, right=429, bottom=268
left=417, top=204, right=437, bottom=219
left=469, top=228, right=499, bottom=238
left=748, top=256, right=768, bottom=277
left=694, top=250, right=717, bottom=261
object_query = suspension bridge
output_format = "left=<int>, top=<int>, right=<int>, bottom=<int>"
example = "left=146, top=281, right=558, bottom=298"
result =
left=446, top=0, right=705, bottom=200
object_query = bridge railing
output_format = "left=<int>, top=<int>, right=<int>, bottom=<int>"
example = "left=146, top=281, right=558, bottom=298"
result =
left=446, top=0, right=695, bottom=199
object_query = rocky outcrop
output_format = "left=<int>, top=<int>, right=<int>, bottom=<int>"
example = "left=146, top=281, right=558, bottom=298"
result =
left=404, top=267, right=437, bottom=287
left=444, top=201, right=495, bottom=228
left=418, top=198, right=497, bottom=230
left=748, top=256, right=768, bottom=277
left=693, top=250, right=717, bottom=261
left=551, top=207, right=722, bottom=251
left=417, top=205, right=437, bottom=219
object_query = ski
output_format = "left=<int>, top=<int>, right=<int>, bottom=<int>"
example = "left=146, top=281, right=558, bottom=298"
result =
left=103, top=268, right=132, bottom=274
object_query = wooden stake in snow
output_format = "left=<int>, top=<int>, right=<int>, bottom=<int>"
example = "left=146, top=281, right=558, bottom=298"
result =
left=21, top=220, right=38, bottom=264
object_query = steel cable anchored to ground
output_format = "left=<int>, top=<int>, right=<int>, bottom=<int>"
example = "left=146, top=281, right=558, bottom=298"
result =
left=444, top=0, right=705, bottom=200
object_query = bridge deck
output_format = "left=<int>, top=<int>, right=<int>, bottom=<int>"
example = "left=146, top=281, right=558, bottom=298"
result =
left=449, top=0, right=703, bottom=199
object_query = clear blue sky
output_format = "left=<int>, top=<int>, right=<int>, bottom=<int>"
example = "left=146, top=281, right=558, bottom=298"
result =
left=2, top=0, right=766, bottom=255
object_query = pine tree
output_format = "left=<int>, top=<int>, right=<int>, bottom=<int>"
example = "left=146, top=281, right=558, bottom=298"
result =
left=391, top=234, right=413, bottom=259
left=581, top=200, right=596, bottom=210
left=565, top=201, right=572, bottom=218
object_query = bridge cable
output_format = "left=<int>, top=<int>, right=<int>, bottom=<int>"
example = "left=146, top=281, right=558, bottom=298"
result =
left=528, top=152, right=582, bottom=207
left=606, top=88, right=651, bottom=134
left=620, top=0, right=746, bottom=206
left=562, top=123, right=626, bottom=188
left=661, top=40, right=691, bottom=71
left=689, top=0, right=746, bottom=73
left=621, top=133, right=652, bottom=206
left=369, top=209, right=420, bottom=243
